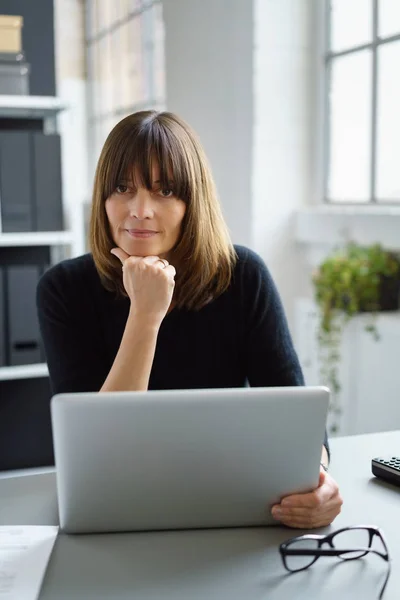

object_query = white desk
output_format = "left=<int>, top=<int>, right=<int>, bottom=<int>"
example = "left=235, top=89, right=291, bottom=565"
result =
left=1, top=431, right=400, bottom=599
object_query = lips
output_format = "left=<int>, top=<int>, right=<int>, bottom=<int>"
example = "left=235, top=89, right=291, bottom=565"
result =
left=125, top=229, right=158, bottom=239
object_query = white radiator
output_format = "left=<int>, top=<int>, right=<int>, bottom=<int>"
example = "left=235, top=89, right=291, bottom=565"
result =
left=294, top=298, right=400, bottom=437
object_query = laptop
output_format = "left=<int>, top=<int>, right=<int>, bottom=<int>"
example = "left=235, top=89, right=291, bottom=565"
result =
left=51, top=386, right=329, bottom=534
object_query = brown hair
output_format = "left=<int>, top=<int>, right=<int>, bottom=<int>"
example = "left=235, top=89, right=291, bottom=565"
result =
left=89, top=110, right=236, bottom=310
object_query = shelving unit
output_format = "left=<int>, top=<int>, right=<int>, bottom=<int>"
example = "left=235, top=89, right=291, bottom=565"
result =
left=0, top=12, right=74, bottom=471
left=0, top=94, right=72, bottom=383
left=0, top=95, right=67, bottom=119
left=0, top=231, right=73, bottom=247
left=0, top=363, right=48, bottom=382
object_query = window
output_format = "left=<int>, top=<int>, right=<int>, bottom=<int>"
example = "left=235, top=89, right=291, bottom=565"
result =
left=85, top=0, right=166, bottom=174
left=325, top=0, right=400, bottom=204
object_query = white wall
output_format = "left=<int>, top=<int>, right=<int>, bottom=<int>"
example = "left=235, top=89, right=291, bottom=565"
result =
left=253, top=0, right=315, bottom=329
left=162, top=0, right=253, bottom=248
left=163, top=0, right=315, bottom=331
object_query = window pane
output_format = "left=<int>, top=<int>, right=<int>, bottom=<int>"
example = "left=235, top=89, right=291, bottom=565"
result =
left=330, top=0, right=372, bottom=52
left=109, top=30, right=120, bottom=115
left=117, top=0, right=142, bottom=19
left=91, top=41, right=101, bottom=118
left=153, top=2, right=166, bottom=102
left=96, top=0, right=106, bottom=33
left=142, top=5, right=155, bottom=104
left=86, top=1, right=166, bottom=181
left=86, top=0, right=98, bottom=38
left=327, top=50, right=372, bottom=202
left=98, top=35, right=113, bottom=116
left=119, top=21, right=131, bottom=111
left=379, top=0, right=400, bottom=38
left=376, top=41, right=400, bottom=201
left=132, top=15, right=145, bottom=105
left=97, top=0, right=115, bottom=32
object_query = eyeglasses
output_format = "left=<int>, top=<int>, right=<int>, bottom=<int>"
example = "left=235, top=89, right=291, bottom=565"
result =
left=279, top=525, right=391, bottom=599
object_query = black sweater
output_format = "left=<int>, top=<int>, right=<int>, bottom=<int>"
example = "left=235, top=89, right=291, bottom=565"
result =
left=37, top=245, right=329, bottom=454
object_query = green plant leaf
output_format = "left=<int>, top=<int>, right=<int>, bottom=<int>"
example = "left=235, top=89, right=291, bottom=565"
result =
left=311, top=241, right=399, bottom=433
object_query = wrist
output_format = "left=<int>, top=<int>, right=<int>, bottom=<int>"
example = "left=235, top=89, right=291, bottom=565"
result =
left=127, top=309, right=162, bottom=332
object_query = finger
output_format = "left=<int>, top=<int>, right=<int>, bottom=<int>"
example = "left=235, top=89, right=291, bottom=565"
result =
left=272, top=494, right=342, bottom=520
left=141, top=255, right=166, bottom=266
left=141, top=256, right=172, bottom=271
left=164, top=264, right=176, bottom=278
left=110, top=247, right=130, bottom=264
left=318, top=468, right=326, bottom=487
left=155, top=258, right=170, bottom=270
left=273, top=506, right=341, bottom=529
left=271, top=491, right=343, bottom=528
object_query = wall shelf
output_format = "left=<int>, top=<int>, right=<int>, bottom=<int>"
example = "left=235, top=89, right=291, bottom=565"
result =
left=0, top=231, right=73, bottom=247
left=0, top=95, right=67, bottom=119
left=295, top=206, right=400, bottom=248
left=0, top=363, right=49, bottom=381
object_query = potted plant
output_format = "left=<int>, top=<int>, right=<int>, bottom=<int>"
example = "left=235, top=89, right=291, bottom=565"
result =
left=312, top=242, right=400, bottom=434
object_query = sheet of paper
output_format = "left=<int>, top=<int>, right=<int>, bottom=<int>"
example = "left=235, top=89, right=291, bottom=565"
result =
left=0, top=526, right=58, bottom=600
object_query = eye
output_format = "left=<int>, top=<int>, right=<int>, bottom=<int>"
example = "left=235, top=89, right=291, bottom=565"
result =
left=116, top=184, right=128, bottom=194
left=158, top=189, right=174, bottom=198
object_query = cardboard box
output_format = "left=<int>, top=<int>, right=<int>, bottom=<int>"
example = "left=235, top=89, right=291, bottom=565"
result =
left=0, top=15, right=23, bottom=53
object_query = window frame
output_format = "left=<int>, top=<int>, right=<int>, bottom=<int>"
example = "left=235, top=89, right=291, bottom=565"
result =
left=84, top=0, right=165, bottom=177
left=322, top=0, right=400, bottom=205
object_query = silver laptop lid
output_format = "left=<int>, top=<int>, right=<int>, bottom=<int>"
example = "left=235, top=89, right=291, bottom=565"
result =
left=51, top=386, right=329, bottom=534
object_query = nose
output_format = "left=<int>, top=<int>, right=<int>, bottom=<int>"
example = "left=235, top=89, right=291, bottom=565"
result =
left=129, top=188, right=154, bottom=220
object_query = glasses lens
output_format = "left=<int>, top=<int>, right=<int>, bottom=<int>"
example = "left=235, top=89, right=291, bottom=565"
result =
left=331, top=527, right=371, bottom=560
left=284, top=538, right=319, bottom=571
left=370, top=530, right=387, bottom=556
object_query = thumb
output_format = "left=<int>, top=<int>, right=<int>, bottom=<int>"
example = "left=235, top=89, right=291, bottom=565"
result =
left=318, top=467, right=327, bottom=487
left=110, top=247, right=130, bottom=264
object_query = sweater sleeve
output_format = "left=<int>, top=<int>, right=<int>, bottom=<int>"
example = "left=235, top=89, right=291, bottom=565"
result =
left=36, top=261, right=109, bottom=395
left=240, top=248, right=330, bottom=460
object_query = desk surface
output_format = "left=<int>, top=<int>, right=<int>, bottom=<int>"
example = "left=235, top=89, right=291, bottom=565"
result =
left=1, top=430, right=400, bottom=599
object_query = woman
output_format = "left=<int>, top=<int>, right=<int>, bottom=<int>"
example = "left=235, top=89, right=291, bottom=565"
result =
left=37, top=110, right=342, bottom=529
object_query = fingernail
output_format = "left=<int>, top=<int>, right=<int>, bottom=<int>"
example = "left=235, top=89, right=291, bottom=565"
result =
left=281, top=498, right=291, bottom=507
left=272, top=507, right=282, bottom=517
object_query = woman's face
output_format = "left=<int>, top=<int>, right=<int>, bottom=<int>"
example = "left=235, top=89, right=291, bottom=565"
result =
left=105, top=163, right=187, bottom=260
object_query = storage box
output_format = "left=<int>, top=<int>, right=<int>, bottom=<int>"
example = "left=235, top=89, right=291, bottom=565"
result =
left=0, top=61, right=30, bottom=94
left=0, top=15, right=23, bottom=54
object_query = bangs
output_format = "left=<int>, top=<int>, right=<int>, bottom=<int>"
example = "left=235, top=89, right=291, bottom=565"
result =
left=102, top=114, right=193, bottom=202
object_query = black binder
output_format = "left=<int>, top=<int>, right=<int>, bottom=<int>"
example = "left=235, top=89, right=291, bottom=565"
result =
left=7, top=265, right=42, bottom=365
left=32, top=133, right=64, bottom=231
left=0, top=132, right=34, bottom=232
left=0, top=267, right=5, bottom=367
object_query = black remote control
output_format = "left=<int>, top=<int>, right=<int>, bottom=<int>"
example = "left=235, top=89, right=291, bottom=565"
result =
left=371, top=457, right=400, bottom=487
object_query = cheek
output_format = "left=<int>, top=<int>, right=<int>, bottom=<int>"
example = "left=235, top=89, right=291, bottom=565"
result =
left=105, top=198, right=122, bottom=229
left=105, top=198, right=113, bottom=221
left=173, top=202, right=187, bottom=230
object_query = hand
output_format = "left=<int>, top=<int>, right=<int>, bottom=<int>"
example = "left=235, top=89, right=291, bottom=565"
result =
left=110, top=247, right=176, bottom=324
left=271, top=467, right=343, bottom=529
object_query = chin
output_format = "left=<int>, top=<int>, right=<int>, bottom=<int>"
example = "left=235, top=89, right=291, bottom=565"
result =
left=119, top=241, right=163, bottom=258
